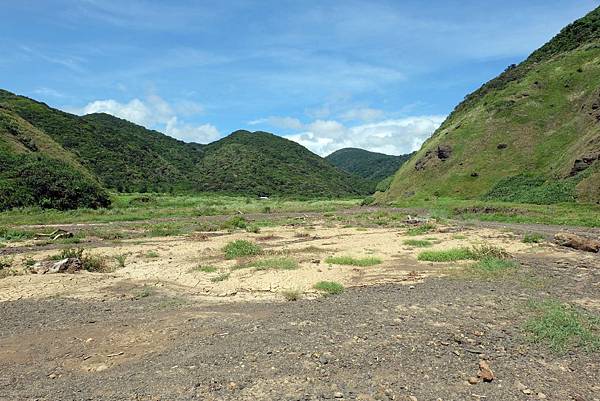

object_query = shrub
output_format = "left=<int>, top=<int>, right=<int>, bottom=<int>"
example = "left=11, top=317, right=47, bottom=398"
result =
left=325, top=256, right=382, bottom=267
left=471, top=244, right=510, bottom=259
left=223, top=240, right=262, bottom=259
left=314, top=281, right=344, bottom=295
left=221, top=216, right=247, bottom=230
left=281, top=288, right=302, bottom=301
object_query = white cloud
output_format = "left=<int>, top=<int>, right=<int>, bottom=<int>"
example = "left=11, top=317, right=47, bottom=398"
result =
left=248, top=116, right=303, bottom=130
left=286, top=115, right=446, bottom=156
left=165, top=117, right=220, bottom=144
left=74, top=94, right=220, bottom=143
left=340, top=107, right=384, bottom=122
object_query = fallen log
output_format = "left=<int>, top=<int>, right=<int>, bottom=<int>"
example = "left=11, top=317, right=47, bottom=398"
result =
left=554, top=232, right=600, bottom=253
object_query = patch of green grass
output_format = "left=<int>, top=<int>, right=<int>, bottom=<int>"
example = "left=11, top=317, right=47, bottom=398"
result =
left=325, top=255, right=382, bottom=267
left=406, top=223, right=436, bottom=236
left=210, top=272, right=230, bottom=282
left=24, top=257, right=36, bottom=267
left=523, top=233, right=546, bottom=243
left=145, top=250, right=159, bottom=258
left=50, top=247, right=84, bottom=261
left=0, top=226, right=35, bottom=242
left=223, top=240, right=262, bottom=259
left=417, top=247, right=476, bottom=262
left=248, top=257, right=299, bottom=271
left=190, top=265, right=218, bottom=273
left=452, top=234, right=467, bottom=240
left=281, top=288, right=302, bottom=301
left=525, top=300, right=600, bottom=353
left=467, top=257, right=519, bottom=278
left=403, top=239, right=433, bottom=248
left=314, top=281, right=344, bottom=295
left=245, top=225, right=261, bottom=234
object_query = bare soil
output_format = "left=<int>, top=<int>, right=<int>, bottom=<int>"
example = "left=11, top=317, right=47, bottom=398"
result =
left=0, top=214, right=598, bottom=401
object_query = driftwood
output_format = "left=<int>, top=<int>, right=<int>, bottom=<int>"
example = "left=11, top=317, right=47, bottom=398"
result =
left=554, top=232, right=600, bottom=253
left=35, top=229, right=74, bottom=241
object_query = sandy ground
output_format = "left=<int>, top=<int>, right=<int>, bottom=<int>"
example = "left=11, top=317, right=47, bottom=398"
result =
left=0, top=216, right=599, bottom=401
left=1, top=222, right=590, bottom=303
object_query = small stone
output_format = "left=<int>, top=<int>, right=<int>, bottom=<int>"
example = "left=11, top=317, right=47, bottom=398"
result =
left=48, top=373, right=57, bottom=379
left=523, top=389, right=533, bottom=395
left=468, top=377, right=479, bottom=385
left=334, top=391, right=344, bottom=398
left=477, top=360, right=494, bottom=382
left=409, top=396, right=418, bottom=401
left=537, top=393, right=547, bottom=400
left=516, top=382, right=528, bottom=392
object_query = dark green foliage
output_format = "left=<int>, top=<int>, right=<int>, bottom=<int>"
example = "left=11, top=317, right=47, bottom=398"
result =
left=0, top=91, right=374, bottom=199
left=326, top=148, right=412, bottom=182
left=194, top=131, right=373, bottom=197
left=0, top=153, right=110, bottom=211
left=483, top=174, right=578, bottom=204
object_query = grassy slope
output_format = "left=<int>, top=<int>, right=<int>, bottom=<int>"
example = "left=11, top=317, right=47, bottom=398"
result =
left=383, top=7, right=600, bottom=204
left=325, top=147, right=412, bottom=182
left=0, top=106, right=110, bottom=210
left=194, top=131, right=374, bottom=197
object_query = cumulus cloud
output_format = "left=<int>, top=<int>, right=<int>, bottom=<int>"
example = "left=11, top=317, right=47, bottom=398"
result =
left=74, top=94, right=219, bottom=143
left=285, top=115, right=446, bottom=156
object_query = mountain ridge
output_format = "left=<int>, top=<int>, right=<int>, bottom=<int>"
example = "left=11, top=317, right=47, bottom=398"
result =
left=382, top=6, right=600, bottom=204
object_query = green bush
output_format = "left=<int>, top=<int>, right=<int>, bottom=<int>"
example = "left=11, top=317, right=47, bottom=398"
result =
left=314, top=281, right=345, bottom=295
left=223, top=240, right=262, bottom=259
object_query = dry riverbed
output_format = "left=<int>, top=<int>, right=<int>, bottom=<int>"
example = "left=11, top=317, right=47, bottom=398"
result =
left=0, top=213, right=598, bottom=401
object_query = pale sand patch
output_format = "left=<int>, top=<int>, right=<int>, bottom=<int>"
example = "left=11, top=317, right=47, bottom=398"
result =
left=0, top=224, right=590, bottom=302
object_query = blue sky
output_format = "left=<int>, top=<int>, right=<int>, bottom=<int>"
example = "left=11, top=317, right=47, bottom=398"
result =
left=1, top=0, right=598, bottom=155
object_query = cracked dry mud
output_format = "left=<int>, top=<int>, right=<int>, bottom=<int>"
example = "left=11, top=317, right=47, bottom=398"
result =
left=0, top=219, right=598, bottom=401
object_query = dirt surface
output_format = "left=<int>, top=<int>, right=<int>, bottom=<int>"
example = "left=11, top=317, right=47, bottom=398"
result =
left=1, top=216, right=599, bottom=401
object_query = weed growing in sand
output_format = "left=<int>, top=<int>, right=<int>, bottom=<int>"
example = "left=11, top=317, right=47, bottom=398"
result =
left=133, top=285, right=153, bottom=299
left=223, top=240, right=262, bottom=259
left=50, top=248, right=84, bottom=260
left=249, top=257, right=298, bottom=271
left=191, top=265, right=218, bottom=273
left=114, top=254, right=127, bottom=268
left=471, top=244, right=510, bottom=259
left=417, top=247, right=476, bottom=262
left=145, top=250, right=159, bottom=258
left=523, top=233, right=545, bottom=243
left=406, top=223, right=436, bottom=236
left=49, top=248, right=109, bottom=272
left=281, top=288, right=302, bottom=301
left=525, top=300, right=600, bottom=353
left=403, top=239, right=433, bottom=248
left=314, top=281, right=344, bottom=295
left=210, top=273, right=231, bottom=282
left=325, top=255, right=382, bottom=267
left=452, top=234, right=467, bottom=240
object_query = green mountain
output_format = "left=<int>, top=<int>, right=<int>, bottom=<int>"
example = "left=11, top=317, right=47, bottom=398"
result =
left=0, top=90, right=373, bottom=210
left=0, top=90, right=204, bottom=193
left=326, top=148, right=413, bottom=182
left=194, top=131, right=373, bottom=197
left=0, top=104, right=110, bottom=211
left=383, top=6, right=600, bottom=204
